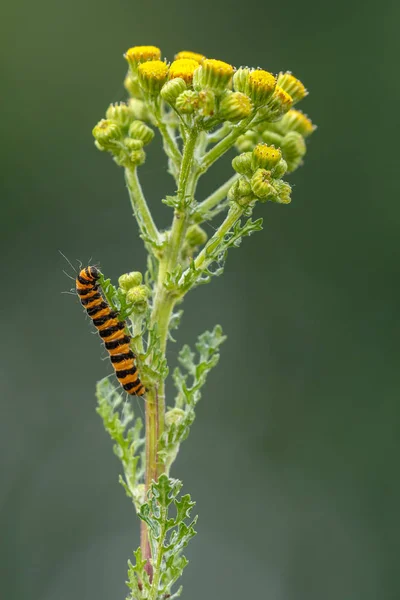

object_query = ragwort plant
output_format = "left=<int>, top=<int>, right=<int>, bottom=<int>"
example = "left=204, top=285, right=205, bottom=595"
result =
left=86, top=45, right=315, bottom=600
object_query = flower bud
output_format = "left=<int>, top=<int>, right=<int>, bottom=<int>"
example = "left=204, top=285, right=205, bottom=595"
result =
left=124, top=45, right=161, bottom=71
left=271, top=158, right=288, bottom=179
left=119, top=271, right=143, bottom=291
left=176, top=90, right=199, bottom=114
left=106, top=102, right=133, bottom=129
left=124, top=73, right=142, bottom=97
left=186, top=224, right=208, bottom=247
left=228, top=177, right=252, bottom=202
left=169, top=59, right=200, bottom=85
left=250, top=169, right=277, bottom=201
left=262, top=86, right=293, bottom=121
left=165, top=407, right=185, bottom=428
left=129, top=149, right=146, bottom=167
left=246, top=69, right=277, bottom=106
left=278, top=109, right=315, bottom=138
left=124, top=138, right=144, bottom=150
left=261, top=130, right=283, bottom=147
left=252, top=143, right=282, bottom=170
left=126, top=284, right=150, bottom=311
left=128, top=120, right=154, bottom=145
left=277, top=72, right=308, bottom=104
left=138, top=60, right=169, bottom=95
left=175, top=50, right=205, bottom=64
left=233, top=67, right=251, bottom=93
left=232, top=152, right=253, bottom=176
left=128, top=98, right=152, bottom=122
left=198, top=89, right=216, bottom=116
left=218, top=91, right=253, bottom=122
left=161, top=78, right=187, bottom=105
left=197, top=58, right=234, bottom=93
left=281, top=131, right=306, bottom=172
left=273, top=179, right=292, bottom=204
left=92, top=119, right=122, bottom=148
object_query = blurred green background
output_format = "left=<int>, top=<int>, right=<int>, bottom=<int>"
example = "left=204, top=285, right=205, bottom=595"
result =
left=1, top=0, right=399, bottom=599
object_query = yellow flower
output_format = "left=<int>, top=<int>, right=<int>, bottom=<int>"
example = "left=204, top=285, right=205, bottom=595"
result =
left=279, top=109, right=315, bottom=137
left=124, top=45, right=161, bottom=69
left=263, top=86, right=293, bottom=120
left=198, top=59, right=235, bottom=92
left=138, top=60, right=169, bottom=95
left=277, top=72, right=308, bottom=104
left=252, top=143, right=282, bottom=170
left=169, top=59, right=200, bottom=84
left=175, top=50, right=205, bottom=63
left=247, top=70, right=276, bottom=106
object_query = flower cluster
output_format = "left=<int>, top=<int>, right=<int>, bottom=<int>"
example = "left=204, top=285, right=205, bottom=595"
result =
left=92, top=45, right=315, bottom=187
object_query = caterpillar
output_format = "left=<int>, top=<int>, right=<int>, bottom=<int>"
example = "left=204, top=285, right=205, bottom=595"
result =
left=76, top=266, right=145, bottom=396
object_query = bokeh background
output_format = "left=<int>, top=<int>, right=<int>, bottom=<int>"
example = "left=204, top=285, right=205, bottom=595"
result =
left=1, top=1, right=399, bottom=598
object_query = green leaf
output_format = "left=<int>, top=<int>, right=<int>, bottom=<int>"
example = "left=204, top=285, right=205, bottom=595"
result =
left=159, top=325, right=226, bottom=472
left=130, top=475, right=197, bottom=600
left=96, top=378, right=145, bottom=512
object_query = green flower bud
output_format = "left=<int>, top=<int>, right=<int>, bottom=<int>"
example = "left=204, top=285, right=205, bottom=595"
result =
left=198, top=89, right=216, bottom=116
left=250, top=169, right=277, bottom=201
left=128, top=98, right=152, bottom=122
left=176, top=90, right=200, bottom=113
left=186, top=224, right=208, bottom=248
left=252, top=143, right=282, bottom=170
left=271, top=158, right=288, bottom=179
left=126, top=284, right=150, bottom=312
left=233, top=67, right=251, bottom=93
left=218, top=91, right=253, bottom=122
left=137, top=60, right=169, bottom=95
left=235, top=130, right=258, bottom=152
left=92, top=119, right=122, bottom=148
left=165, top=407, right=185, bottom=428
left=106, top=102, right=133, bottom=129
left=124, top=73, right=142, bottom=97
left=119, top=271, right=143, bottom=291
left=264, top=86, right=294, bottom=121
left=281, top=131, right=306, bottom=172
left=227, top=177, right=253, bottom=202
left=232, top=152, right=253, bottom=176
left=273, top=179, right=292, bottom=204
left=160, top=78, right=187, bottom=105
left=196, top=59, right=234, bottom=93
left=276, top=72, right=308, bottom=104
left=128, top=120, right=154, bottom=145
left=124, top=138, right=144, bottom=151
left=277, top=109, right=316, bottom=138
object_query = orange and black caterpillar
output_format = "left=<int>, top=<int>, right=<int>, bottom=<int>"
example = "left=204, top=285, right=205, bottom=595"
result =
left=76, top=266, right=145, bottom=396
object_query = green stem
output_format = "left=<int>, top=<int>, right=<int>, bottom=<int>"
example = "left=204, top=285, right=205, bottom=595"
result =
left=181, top=202, right=245, bottom=286
left=194, top=173, right=239, bottom=222
left=200, top=114, right=255, bottom=172
left=125, top=168, right=161, bottom=250
left=153, top=103, right=182, bottom=177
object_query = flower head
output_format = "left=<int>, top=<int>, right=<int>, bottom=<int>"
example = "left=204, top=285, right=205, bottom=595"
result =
left=125, top=45, right=161, bottom=70
left=175, top=50, right=205, bottom=63
left=218, top=91, right=253, bottom=122
left=278, top=109, right=315, bottom=137
left=252, top=143, right=282, bottom=170
left=234, top=68, right=276, bottom=106
left=277, top=72, right=308, bottom=104
left=197, top=59, right=234, bottom=93
left=169, top=59, right=200, bottom=84
left=138, top=60, right=169, bottom=95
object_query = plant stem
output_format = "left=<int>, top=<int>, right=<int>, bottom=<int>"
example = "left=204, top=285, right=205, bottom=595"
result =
left=180, top=202, right=245, bottom=287
left=194, top=173, right=239, bottom=221
left=140, top=126, right=200, bottom=577
left=153, top=103, right=182, bottom=177
left=200, top=114, right=255, bottom=172
left=125, top=168, right=161, bottom=249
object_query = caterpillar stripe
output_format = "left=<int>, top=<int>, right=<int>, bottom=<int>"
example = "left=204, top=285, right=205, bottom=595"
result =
left=76, top=266, right=145, bottom=396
